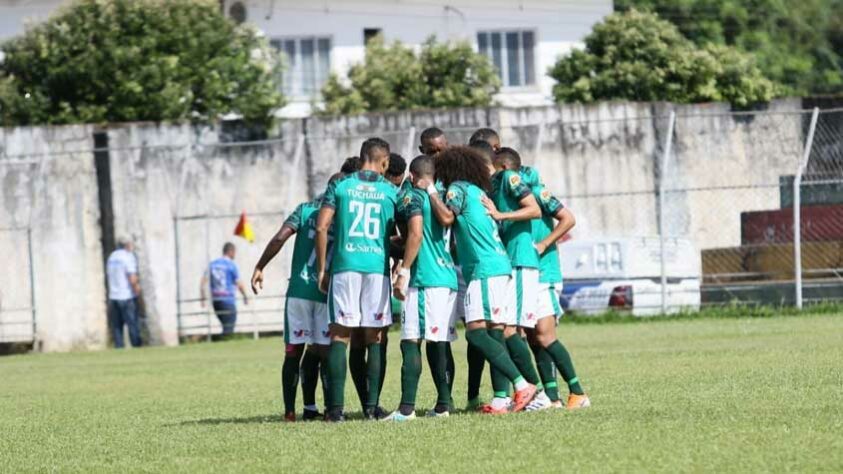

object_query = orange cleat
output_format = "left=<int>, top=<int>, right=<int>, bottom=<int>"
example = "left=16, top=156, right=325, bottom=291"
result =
left=566, top=393, right=591, bottom=410
left=480, top=404, right=509, bottom=415
left=511, top=384, right=537, bottom=412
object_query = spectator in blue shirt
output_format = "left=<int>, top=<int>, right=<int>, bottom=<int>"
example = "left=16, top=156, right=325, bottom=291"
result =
left=201, top=242, right=248, bottom=337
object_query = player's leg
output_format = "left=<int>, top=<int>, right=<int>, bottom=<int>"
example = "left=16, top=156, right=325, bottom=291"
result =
left=305, top=302, right=331, bottom=418
left=324, top=272, right=364, bottom=422
left=464, top=275, right=537, bottom=413
left=348, top=329, right=368, bottom=409
left=384, top=288, right=422, bottom=421
left=527, top=328, right=560, bottom=407
left=535, top=284, right=590, bottom=410
left=423, top=287, right=456, bottom=417
left=282, top=298, right=308, bottom=421
left=360, top=272, right=393, bottom=419
left=457, top=266, right=486, bottom=410
left=505, top=268, right=548, bottom=408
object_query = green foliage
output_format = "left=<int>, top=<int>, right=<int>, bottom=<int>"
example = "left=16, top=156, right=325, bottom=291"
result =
left=0, top=0, right=284, bottom=126
left=549, top=10, right=775, bottom=107
left=320, top=36, right=499, bottom=115
left=615, top=0, right=843, bottom=95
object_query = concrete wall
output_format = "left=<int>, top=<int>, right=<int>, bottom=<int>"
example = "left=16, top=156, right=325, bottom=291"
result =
left=0, top=125, right=106, bottom=351
left=0, top=98, right=813, bottom=351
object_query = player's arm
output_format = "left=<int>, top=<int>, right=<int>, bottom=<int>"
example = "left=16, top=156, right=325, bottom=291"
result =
left=482, top=193, right=541, bottom=222
left=415, top=178, right=454, bottom=226
left=536, top=207, right=576, bottom=255
left=251, top=224, right=296, bottom=294
left=315, top=206, right=335, bottom=294
left=393, top=215, right=422, bottom=301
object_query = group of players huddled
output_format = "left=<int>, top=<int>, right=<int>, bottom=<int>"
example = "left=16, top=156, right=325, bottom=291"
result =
left=251, top=127, right=589, bottom=422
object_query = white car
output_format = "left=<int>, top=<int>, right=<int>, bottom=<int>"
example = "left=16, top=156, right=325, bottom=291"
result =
left=559, top=237, right=701, bottom=316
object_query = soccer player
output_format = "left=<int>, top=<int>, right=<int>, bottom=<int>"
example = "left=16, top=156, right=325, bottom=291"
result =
left=385, top=153, right=408, bottom=189
left=468, top=128, right=500, bottom=151
left=522, top=181, right=591, bottom=410
left=316, top=137, right=397, bottom=422
left=483, top=147, right=550, bottom=411
left=434, top=145, right=537, bottom=414
left=419, top=127, right=449, bottom=156
left=385, top=155, right=457, bottom=421
left=251, top=177, right=340, bottom=422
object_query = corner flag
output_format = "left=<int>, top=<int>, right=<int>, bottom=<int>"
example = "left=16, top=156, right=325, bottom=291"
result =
left=233, top=211, right=255, bottom=243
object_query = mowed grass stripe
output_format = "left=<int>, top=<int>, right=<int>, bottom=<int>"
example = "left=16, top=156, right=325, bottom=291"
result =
left=1, top=315, right=841, bottom=472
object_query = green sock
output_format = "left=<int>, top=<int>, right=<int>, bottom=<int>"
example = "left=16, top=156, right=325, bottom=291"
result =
left=400, top=341, right=421, bottom=410
left=506, top=335, right=541, bottom=386
left=379, top=336, right=388, bottom=396
left=366, top=343, right=383, bottom=409
left=547, top=340, right=584, bottom=395
left=281, top=349, right=303, bottom=413
left=426, top=341, right=452, bottom=408
left=487, top=328, right=512, bottom=397
left=445, top=342, right=455, bottom=395
left=300, top=349, right=320, bottom=408
left=465, top=328, right=523, bottom=386
left=466, top=341, right=486, bottom=401
left=327, top=341, right=348, bottom=410
left=531, top=344, right=559, bottom=402
left=348, top=345, right=368, bottom=407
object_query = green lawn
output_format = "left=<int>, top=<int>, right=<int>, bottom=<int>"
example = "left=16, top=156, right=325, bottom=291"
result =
left=2, top=315, right=842, bottom=472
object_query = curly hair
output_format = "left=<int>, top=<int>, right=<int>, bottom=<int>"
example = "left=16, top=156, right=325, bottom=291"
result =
left=434, top=146, right=491, bottom=192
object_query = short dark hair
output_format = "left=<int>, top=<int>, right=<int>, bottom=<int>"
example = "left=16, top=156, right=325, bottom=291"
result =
left=420, top=127, right=445, bottom=144
left=469, top=128, right=499, bottom=145
left=495, top=147, right=522, bottom=168
left=409, top=154, right=435, bottom=178
left=386, top=153, right=407, bottom=177
left=340, top=156, right=362, bottom=174
left=222, top=242, right=235, bottom=255
left=328, top=172, right=345, bottom=186
left=360, top=137, right=390, bottom=162
left=469, top=139, right=494, bottom=166
left=434, top=146, right=492, bottom=192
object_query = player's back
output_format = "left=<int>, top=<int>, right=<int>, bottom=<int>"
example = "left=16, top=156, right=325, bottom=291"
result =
left=446, top=181, right=511, bottom=282
left=286, top=197, right=328, bottom=302
left=491, top=169, right=540, bottom=268
left=324, top=170, right=397, bottom=276
left=531, top=184, right=563, bottom=284
left=398, top=187, right=457, bottom=290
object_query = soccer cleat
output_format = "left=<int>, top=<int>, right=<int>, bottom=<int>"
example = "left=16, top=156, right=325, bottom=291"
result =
left=465, top=398, right=488, bottom=412
left=425, top=409, right=450, bottom=418
left=550, top=400, right=564, bottom=409
left=284, top=412, right=296, bottom=422
left=479, top=404, right=509, bottom=415
left=511, top=384, right=538, bottom=413
left=566, top=393, right=591, bottom=410
left=302, top=408, right=322, bottom=421
left=524, top=391, right=552, bottom=412
left=364, top=406, right=388, bottom=421
left=324, top=410, right=346, bottom=423
left=383, top=410, right=417, bottom=422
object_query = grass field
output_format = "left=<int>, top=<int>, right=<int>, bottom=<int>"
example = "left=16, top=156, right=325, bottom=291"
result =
left=2, top=315, right=842, bottom=472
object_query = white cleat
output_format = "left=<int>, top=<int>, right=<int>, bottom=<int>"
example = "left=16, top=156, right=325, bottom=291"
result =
left=524, top=390, right=553, bottom=412
left=382, top=410, right=417, bottom=422
left=424, top=409, right=450, bottom=418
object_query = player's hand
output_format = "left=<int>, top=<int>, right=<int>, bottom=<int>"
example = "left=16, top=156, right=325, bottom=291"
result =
left=251, top=268, right=263, bottom=295
left=414, top=177, right=432, bottom=190
left=481, top=195, right=502, bottom=220
left=534, top=242, right=547, bottom=255
left=318, top=272, right=329, bottom=294
left=393, top=275, right=408, bottom=301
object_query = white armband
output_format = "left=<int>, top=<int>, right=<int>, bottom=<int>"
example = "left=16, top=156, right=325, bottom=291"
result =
left=426, top=184, right=438, bottom=196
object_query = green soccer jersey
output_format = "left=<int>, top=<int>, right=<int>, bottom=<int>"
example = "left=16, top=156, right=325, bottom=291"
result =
left=396, top=187, right=457, bottom=290
left=322, top=170, right=397, bottom=275
left=490, top=170, right=540, bottom=269
left=444, top=181, right=511, bottom=282
left=531, top=185, right=565, bottom=284
left=283, top=197, right=330, bottom=302
left=520, top=165, right=542, bottom=188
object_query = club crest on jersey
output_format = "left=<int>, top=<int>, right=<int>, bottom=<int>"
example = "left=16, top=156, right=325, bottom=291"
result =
left=509, top=174, right=521, bottom=187
left=540, top=189, right=551, bottom=202
left=402, top=195, right=412, bottom=206
left=446, top=190, right=455, bottom=201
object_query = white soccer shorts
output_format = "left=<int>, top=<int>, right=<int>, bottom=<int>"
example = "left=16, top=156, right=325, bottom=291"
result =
left=464, top=274, right=512, bottom=324
left=328, top=271, right=393, bottom=328
left=452, top=266, right=467, bottom=321
left=535, top=282, right=564, bottom=321
left=509, top=267, right=540, bottom=328
left=401, top=287, right=457, bottom=342
left=284, top=297, right=330, bottom=345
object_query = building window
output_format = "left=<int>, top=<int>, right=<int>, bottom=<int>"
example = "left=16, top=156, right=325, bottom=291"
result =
left=270, top=37, right=331, bottom=99
left=477, top=30, right=535, bottom=87
left=364, top=28, right=382, bottom=45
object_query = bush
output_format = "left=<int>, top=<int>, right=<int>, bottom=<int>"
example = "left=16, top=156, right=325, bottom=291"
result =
left=0, top=0, right=284, bottom=126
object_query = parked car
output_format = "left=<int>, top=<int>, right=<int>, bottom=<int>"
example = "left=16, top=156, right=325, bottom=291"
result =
left=559, top=237, right=701, bottom=316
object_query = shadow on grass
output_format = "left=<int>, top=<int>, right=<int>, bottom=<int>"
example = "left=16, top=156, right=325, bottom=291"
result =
left=172, top=411, right=368, bottom=426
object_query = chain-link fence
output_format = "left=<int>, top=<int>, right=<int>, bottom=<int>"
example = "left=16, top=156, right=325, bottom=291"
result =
left=0, top=226, right=36, bottom=343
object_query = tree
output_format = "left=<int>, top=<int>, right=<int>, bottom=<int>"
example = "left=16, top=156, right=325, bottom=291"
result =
left=614, top=0, right=843, bottom=95
left=320, top=36, right=499, bottom=115
left=0, top=0, right=284, bottom=126
left=549, top=10, right=775, bottom=107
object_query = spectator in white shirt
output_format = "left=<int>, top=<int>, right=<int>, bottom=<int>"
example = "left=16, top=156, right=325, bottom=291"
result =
left=106, top=239, right=142, bottom=348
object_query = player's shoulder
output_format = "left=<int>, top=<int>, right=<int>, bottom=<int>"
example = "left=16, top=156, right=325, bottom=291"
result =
left=520, top=165, right=541, bottom=188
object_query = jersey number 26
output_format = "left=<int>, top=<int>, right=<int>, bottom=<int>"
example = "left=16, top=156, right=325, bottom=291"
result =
left=348, top=201, right=381, bottom=239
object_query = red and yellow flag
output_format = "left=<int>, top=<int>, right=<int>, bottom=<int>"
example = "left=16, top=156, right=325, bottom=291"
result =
left=233, top=211, right=255, bottom=243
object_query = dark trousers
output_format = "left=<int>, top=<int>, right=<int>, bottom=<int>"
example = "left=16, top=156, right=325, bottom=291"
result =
left=109, top=298, right=142, bottom=348
left=212, top=300, right=238, bottom=335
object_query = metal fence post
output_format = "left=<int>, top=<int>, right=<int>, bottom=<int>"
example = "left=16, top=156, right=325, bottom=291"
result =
left=405, top=126, right=417, bottom=162
left=794, top=107, right=820, bottom=309
left=205, top=217, right=212, bottom=342
left=658, top=111, right=676, bottom=315
left=27, top=227, right=37, bottom=347
left=173, top=217, right=182, bottom=343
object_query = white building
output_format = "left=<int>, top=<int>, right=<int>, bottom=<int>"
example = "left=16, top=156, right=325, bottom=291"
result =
left=0, top=0, right=612, bottom=117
